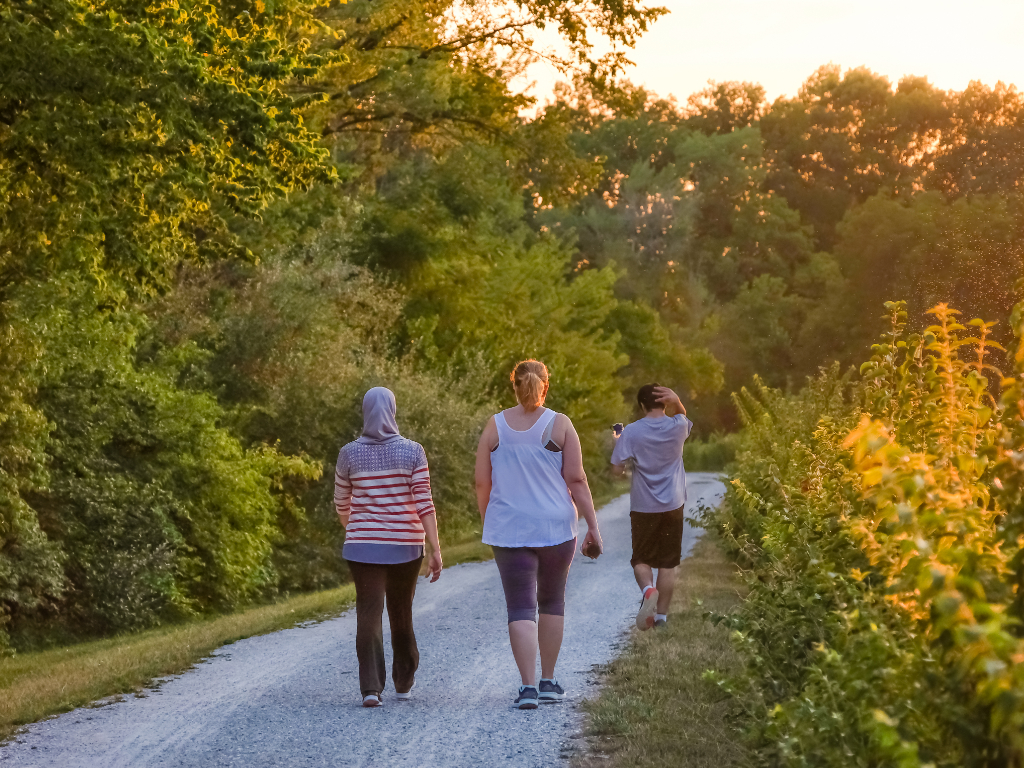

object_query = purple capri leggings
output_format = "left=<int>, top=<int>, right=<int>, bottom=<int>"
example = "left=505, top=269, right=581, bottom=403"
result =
left=492, top=538, right=577, bottom=623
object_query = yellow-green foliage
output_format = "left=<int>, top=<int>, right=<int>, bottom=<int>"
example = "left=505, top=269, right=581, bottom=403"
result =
left=715, top=300, right=1024, bottom=767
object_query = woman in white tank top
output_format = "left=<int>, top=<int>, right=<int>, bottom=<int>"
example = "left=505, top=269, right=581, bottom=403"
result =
left=474, top=359, right=604, bottom=709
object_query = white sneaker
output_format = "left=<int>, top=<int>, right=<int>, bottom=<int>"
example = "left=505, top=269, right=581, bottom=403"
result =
left=636, top=587, right=659, bottom=631
left=396, top=682, right=415, bottom=701
left=362, top=694, right=383, bottom=708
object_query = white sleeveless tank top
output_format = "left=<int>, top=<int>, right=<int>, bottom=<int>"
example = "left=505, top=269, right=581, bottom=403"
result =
left=481, top=408, right=579, bottom=548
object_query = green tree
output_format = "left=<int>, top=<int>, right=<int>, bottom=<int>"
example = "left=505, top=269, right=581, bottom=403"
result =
left=345, top=140, right=631, bottom=458
left=0, top=0, right=333, bottom=301
left=761, top=65, right=950, bottom=249
left=932, top=81, right=1024, bottom=197
left=0, top=0, right=336, bottom=646
left=533, top=82, right=831, bottom=426
left=835, top=191, right=1024, bottom=349
left=685, top=80, right=766, bottom=135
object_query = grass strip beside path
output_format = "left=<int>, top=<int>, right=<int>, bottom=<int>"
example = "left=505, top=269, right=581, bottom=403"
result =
left=0, top=585, right=355, bottom=743
left=577, top=532, right=749, bottom=768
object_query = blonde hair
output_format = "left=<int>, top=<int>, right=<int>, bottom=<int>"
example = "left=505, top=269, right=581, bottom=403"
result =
left=511, top=359, right=549, bottom=408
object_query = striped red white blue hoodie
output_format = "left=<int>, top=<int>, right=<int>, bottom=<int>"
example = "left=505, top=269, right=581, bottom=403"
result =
left=334, top=438, right=436, bottom=546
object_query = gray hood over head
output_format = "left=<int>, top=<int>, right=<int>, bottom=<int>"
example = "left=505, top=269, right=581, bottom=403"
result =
left=356, top=387, right=402, bottom=444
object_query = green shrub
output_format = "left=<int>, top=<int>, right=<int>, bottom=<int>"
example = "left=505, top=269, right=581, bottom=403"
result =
left=712, top=301, right=1024, bottom=766
left=0, top=312, right=64, bottom=654
left=150, top=241, right=497, bottom=592
left=683, top=432, right=739, bottom=472
left=3, top=283, right=319, bottom=644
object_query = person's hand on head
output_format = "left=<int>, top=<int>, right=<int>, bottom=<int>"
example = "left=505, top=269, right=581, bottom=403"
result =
left=427, top=550, right=443, bottom=583
left=653, top=386, right=685, bottom=416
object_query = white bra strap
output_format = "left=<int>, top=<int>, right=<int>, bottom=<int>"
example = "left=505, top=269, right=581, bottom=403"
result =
left=540, top=410, right=558, bottom=446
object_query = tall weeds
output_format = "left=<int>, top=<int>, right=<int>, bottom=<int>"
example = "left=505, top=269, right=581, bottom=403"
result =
left=714, top=300, right=1024, bottom=767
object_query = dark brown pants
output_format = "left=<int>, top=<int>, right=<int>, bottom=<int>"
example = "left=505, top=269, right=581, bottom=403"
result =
left=346, top=557, right=422, bottom=697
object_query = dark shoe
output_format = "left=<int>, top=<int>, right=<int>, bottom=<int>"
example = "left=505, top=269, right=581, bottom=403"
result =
left=362, top=693, right=383, bottom=708
left=514, top=685, right=539, bottom=709
left=538, top=679, right=564, bottom=702
left=654, top=618, right=668, bottom=628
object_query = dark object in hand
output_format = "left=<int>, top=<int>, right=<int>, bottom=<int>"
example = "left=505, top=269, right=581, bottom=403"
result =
left=582, top=539, right=601, bottom=559
left=612, top=423, right=624, bottom=437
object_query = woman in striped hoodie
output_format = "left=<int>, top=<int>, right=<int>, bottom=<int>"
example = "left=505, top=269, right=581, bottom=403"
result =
left=334, top=387, right=443, bottom=708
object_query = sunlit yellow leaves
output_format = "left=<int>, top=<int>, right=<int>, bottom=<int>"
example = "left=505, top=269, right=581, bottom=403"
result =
left=721, top=299, right=1024, bottom=761
left=873, top=709, right=898, bottom=727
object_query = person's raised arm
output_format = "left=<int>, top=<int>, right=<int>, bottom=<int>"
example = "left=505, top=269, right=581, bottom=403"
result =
left=474, top=416, right=498, bottom=524
left=654, top=386, right=686, bottom=417
left=610, top=423, right=631, bottom=478
left=560, top=416, right=603, bottom=555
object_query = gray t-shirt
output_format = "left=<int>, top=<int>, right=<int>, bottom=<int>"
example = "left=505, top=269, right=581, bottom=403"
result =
left=610, top=414, right=692, bottom=513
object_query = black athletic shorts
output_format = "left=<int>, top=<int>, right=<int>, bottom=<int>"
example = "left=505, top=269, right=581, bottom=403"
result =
left=630, top=506, right=685, bottom=569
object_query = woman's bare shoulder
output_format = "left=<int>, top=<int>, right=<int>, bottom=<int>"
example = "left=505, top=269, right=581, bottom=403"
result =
left=551, top=412, right=577, bottom=441
left=479, top=414, right=499, bottom=449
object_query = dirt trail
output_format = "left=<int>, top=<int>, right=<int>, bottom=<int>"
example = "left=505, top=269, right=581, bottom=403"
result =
left=0, top=474, right=725, bottom=768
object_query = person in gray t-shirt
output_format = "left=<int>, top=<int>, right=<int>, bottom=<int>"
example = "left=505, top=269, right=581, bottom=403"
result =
left=610, top=384, right=691, bottom=630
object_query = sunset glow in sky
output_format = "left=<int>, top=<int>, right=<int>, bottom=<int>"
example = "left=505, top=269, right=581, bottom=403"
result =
left=521, top=0, right=1024, bottom=105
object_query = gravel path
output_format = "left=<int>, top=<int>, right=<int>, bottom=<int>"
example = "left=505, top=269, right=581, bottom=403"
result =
left=0, top=473, right=725, bottom=768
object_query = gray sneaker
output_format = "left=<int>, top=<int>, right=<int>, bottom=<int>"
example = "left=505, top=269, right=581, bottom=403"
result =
left=514, top=685, right=539, bottom=709
left=636, top=587, right=659, bottom=630
left=654, top=618, right=668, bottom=628
left=538, top=679, right=565, bottom=702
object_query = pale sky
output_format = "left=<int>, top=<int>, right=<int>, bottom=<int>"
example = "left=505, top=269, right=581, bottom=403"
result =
left=519, top=0, right=1024, bottom=106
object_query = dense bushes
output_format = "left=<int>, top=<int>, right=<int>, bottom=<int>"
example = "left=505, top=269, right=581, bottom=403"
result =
left=151, top=240, right=496, bottom=592
left=683, top=433, right=739, bottom=472
left=0, top=249, right=502, bottom=650
left=4, top=283, right=321, bottom=641
left=712, top=301, right=1024, bottom=766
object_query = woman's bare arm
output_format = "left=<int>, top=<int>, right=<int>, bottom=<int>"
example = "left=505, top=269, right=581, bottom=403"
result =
left=558, top=415, right=603, bottom=553
left=474, top=416, right=498, bottom=523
